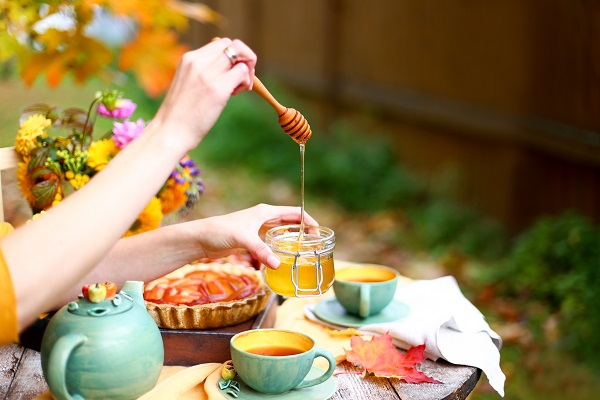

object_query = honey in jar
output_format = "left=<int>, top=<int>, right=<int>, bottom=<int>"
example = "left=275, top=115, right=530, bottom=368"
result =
left=264, top=224, right=335, bottom=297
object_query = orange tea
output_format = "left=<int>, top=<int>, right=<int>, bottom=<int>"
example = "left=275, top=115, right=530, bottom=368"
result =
left=333, top=265, right=400, bottom=318
left=230, top=329, right=336, bottom=394
left=341, top=277, right=389, bottom=283
left=246, top=346, right=304, bottom=357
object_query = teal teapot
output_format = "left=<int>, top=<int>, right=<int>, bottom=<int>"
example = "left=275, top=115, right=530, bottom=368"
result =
left=41, top=281, right=164, bottom=400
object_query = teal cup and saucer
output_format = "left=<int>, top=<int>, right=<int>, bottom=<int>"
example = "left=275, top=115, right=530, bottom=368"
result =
left=219, top=329, right=337, bottom=399
left=315, top=265, right=410, bottom=327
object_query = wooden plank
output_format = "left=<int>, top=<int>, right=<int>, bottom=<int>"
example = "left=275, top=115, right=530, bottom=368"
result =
left=0, top=146, right=20, bottom=223
left=161, top=293, right=278, bottom=366
left=332, top=358, right=479, bottom=400
left=331, top=361, right=400, bottom=400
left=3, top=347, right=47, bottom=400
left=0, top=344, right=25, bottom=398
left=0, top=147, right=19, bottom=172
left=391, top=358, right=480, bottom=400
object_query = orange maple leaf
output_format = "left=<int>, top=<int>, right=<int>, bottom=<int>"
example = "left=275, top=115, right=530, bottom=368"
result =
left=106, top=0, right=188, bottom=30
left=119, top=29, right=188, bottom=97
left=344, top=333, right=441, bottom=384
left=21, top=34, right=112, bottom=88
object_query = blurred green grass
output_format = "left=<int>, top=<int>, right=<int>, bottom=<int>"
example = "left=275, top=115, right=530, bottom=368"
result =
left=0, top=66, right=159, bottom=147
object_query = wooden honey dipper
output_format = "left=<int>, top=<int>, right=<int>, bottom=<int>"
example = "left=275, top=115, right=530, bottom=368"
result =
left=251, top=76, right=312, bottom=144
left=211, top=37, right=311, bottom=144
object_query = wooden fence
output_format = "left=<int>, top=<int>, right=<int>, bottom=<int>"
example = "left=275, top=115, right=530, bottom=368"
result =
left=187, top=0, right=600, bottom=233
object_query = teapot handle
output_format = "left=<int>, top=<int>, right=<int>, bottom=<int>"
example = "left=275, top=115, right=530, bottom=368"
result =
left=47, top=333, right=87, bottom=400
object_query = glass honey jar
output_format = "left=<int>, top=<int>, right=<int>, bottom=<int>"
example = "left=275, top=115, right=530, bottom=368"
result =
left=264, top=224, right=335, bottom=297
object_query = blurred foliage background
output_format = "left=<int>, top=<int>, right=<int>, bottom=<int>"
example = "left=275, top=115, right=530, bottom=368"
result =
left=2, top=1, right=600, bottom=399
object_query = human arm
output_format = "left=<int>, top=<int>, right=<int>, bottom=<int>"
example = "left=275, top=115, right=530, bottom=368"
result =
left=52, top=204, right=318, bottom=307
left=0, top=38, right=256, bottom=331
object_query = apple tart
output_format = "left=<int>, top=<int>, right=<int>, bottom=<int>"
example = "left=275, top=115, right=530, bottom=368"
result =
left=144, top=262, right=270, bottom=329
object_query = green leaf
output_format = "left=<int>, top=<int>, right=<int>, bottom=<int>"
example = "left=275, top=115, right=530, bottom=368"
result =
left=28, top=148, right=49, bottom=172
left=61, top=179, right=75, bottom=198
left=31, top=179, right=58, bottom=210
left=30, top=167, right=56, bottom=182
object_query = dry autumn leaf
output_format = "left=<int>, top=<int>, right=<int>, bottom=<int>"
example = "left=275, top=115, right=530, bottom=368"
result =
left=343, top=333, right=441, bottom=384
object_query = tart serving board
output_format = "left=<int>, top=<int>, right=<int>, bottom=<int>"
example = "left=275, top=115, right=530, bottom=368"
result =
left=160, top=293, right=279, bottom=366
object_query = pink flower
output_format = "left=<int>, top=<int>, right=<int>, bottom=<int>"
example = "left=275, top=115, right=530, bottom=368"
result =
left=112, top=118, right=147, bottom=149
left=97, top=99, right=137, bottom=119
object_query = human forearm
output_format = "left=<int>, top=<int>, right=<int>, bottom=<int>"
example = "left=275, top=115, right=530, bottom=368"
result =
left=51, top=222, right=208, bottom=307
left=3, top=126, right=184, bottom=329
left=50, top=204, right=319, bottom=308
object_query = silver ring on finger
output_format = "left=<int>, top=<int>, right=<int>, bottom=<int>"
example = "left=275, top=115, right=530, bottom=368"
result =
left=223, top=46, right=238, bottom=66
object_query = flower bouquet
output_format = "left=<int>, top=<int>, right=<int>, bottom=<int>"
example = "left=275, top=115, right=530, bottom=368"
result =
left=14, top=90, right=203, bottom=237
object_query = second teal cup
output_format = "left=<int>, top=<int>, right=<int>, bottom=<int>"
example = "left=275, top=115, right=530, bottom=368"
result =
left=333, top=265, right=399, bottom=318
left=230, top=329, right=335, bottom=394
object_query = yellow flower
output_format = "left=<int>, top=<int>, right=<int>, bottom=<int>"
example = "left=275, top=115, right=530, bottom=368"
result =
left=122, top=197, right=163, bottom=237
left=159, top=177, right=190, bottom=215
left=16, top=159, right=35, bottom=207
left=87, top=139, right=119, bottom=171
left=28, top=210, right=47, bottom=222
left=69, top=174, right=90, bottom=190
left=51, top=192, right=63, bottom=207
left=15, top=115, right=51, bottom=157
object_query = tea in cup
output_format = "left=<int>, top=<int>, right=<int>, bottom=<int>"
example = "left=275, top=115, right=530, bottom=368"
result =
left=333, top=265, right=399, bottom=318
left=264, top=225, right=335, bottom=297
left=230, top=329, right=336, bottom=394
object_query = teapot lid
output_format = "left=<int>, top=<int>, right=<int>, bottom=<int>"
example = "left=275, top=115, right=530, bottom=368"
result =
left=66, top=292, right=133, bottom=317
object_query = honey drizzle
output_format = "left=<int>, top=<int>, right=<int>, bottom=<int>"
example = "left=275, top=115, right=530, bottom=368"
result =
left=298, top=143, right=306, bottom=241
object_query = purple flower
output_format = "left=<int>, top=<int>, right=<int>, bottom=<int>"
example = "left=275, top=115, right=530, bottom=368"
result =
left=112, top=118, right=147, bottom=149
left=97, top=99, right=137, bottom=119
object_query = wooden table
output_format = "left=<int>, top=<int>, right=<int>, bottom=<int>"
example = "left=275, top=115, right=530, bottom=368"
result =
left=1, top=295, right=481, bottom=399
left=0, top=343, right=480, bottom=400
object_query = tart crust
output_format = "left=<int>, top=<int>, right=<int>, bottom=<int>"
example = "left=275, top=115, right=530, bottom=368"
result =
left=144, top=262, right=270, bottom=330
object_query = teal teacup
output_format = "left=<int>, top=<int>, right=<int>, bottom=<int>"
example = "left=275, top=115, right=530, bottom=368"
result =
left=230, top=329, right=335, bottom=394
left=333, top=265, right=399, bottom=318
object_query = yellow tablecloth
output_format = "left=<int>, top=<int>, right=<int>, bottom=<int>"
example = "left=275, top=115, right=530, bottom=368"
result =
left=34, top=363, right=227, bottom=400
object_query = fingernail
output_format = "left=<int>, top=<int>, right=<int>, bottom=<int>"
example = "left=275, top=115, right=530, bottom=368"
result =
left=267, top=254, right=280, bottom=269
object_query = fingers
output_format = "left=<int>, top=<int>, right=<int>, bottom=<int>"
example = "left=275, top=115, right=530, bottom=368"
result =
left=268, top=206, right=319, bottom=227
left=204, top=37, right=256, bottom=94
left=248, top=241, right=281, bottom=269
left=178, top=37, right=255, bottom=97
left=224, top=39, right=257, bottom=72
left=208, top=37, right=256, bottom=73
left=225, top=63, right=254, bottom=96
left=252, top=243, right=281, bottom=270
left=223, top=41, right=256, bottom=95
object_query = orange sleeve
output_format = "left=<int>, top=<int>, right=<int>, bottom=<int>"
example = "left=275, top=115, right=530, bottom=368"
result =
left=0, top=222, right=19, bottom=345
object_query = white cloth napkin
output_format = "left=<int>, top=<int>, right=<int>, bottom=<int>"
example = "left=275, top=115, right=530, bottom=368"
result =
left=305, top=275, right=506, bottom=397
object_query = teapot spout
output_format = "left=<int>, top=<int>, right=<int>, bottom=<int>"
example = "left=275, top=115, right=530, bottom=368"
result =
left=121, top=281, right=145, bottom=307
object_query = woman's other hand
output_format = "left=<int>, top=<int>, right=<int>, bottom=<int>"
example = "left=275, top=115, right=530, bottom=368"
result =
left=190, top=204, right=319, bottom=269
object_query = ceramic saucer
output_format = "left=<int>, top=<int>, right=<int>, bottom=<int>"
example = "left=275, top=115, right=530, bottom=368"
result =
left=218, top=366, right=337, bottom=399
left=313, top=298, right=410, bottom=328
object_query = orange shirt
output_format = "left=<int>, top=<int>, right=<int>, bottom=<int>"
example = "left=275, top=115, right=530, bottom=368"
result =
left=0, top=222, right=19, bottom=345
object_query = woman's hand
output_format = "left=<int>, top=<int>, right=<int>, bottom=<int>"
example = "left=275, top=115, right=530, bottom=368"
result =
left=151, top=38, right=257, bottom=152
left=57, top=204, right=319, bottom=307
left=192, top=204, right=319, bottom=269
